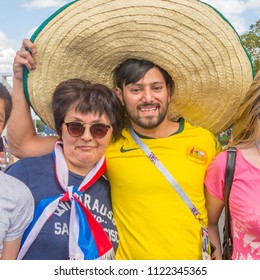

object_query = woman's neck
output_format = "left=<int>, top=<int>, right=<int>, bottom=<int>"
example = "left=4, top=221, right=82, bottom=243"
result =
left=240, top=144, right=260, bottom=169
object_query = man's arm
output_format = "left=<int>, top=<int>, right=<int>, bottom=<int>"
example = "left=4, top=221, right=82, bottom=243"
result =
left=7, top=39, right=57, bottom=158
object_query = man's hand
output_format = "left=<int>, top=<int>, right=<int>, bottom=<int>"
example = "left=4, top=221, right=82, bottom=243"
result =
left=13, top=38, right=37, bottom=80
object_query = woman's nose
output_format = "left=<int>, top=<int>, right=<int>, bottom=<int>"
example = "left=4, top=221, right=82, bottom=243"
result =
left=80, top=126, right=93, bottom=141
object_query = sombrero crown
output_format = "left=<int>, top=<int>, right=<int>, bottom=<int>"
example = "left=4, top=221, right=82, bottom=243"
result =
left=24, top=0, right=254, bottom=135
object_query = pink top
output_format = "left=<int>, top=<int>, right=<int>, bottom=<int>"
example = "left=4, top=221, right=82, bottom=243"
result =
left=205, top=148, right=260, bottom=260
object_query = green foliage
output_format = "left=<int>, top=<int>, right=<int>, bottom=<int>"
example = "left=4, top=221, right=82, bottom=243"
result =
left=217, top=127, right=232, bottom=147
left=36, top=119, right=45, bottom=134
left=241, top=20, right=260, bottom=74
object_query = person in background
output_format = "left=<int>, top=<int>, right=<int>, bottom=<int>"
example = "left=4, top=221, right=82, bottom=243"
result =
left=0, top=136, right=14, bottom=170
left=205, top=71, right=260, bottom=260
left=0, top=136, right=5, bottom=170
left=0, top=82, right=34, bottom=260
left=5, top=78, right=123, bottom=259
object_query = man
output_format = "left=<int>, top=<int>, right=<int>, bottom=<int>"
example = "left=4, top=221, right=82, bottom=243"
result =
left=106, top=58, right=222, bottom=259
left=0, top=82, right=34, bottom=259
left=7, top=0, right=253, bottom=259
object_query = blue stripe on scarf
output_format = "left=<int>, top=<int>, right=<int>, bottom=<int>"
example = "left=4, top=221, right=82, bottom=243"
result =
left=75, top=202, right=99, bottom=259
left=21, top=195, right=60, bottom=246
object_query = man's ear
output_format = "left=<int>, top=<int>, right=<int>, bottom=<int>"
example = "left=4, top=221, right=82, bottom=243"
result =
left=114, top=87, right=124, bottom=105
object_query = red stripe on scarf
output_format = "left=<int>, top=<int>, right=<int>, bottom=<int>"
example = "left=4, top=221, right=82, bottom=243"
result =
left=75, top=196, right=113, bottom=257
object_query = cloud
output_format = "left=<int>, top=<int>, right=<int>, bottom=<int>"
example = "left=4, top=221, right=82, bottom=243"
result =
left=203, top=0, right=260, bottom=13
left=0, top=48, right=15, bottom=73
left=245, top=0, right=260, bottom=9
left=0, top=32, right=10, bottom=51
left=203, top=0, right=260, bottom=33
left=23, top=0, right=71, bottom=10
left=0, top=32, right=16, bottom=73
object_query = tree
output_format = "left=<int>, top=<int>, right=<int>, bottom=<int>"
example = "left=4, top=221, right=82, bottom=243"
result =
left=36, top=119, right=45, bottom=134
left=241, top=20, right=260, bottom=74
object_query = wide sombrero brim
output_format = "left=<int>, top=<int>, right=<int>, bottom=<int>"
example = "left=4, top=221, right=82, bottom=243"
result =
left=24, top=0, right=254, bottom=135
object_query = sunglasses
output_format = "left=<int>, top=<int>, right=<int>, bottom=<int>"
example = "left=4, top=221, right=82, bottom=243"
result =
left=64, top=122, right=111, bottom=139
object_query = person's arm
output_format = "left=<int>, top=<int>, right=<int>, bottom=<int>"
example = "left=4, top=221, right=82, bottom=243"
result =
left=205, top=188, right=224, bottom=260
left=7, top=39, right=57, bottom=158
left=0, top=237, right=22, bottom=260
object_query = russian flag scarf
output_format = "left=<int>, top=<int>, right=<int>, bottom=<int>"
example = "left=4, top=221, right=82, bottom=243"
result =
left=17, top=140, right=114, bottom=260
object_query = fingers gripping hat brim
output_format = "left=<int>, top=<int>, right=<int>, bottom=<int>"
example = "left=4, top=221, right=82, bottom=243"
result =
left=24, top=0, right=254, bottom=135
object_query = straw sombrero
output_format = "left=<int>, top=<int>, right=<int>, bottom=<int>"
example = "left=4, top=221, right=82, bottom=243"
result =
left=24, top=0, right=254, bottom=135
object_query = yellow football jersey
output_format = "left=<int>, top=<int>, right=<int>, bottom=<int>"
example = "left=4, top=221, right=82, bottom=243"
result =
left=105, top=119, right=221, bottom=259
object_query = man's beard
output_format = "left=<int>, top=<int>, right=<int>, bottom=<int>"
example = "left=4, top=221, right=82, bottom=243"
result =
left=125, top=104, right=168, bottom=129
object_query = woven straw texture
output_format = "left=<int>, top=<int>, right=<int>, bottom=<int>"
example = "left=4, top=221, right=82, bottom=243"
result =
left=25, top=0, right=253, bottom=135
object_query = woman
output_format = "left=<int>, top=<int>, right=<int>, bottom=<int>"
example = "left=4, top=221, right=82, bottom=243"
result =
left=5, top=78, right=124, bottom=259
left=205, top=71, right=260, bottom=260
left=0, top=82, right=34, bottom=260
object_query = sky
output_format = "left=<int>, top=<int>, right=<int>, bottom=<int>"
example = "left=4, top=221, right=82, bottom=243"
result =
left=0, top=0, right=260, bottom=77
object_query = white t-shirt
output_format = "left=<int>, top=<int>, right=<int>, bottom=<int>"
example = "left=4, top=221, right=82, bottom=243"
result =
left=0, top=171, right=34, bottom=257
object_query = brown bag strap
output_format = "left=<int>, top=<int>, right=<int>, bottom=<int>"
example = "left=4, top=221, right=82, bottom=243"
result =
left=224, top=147, right=237, bottom=247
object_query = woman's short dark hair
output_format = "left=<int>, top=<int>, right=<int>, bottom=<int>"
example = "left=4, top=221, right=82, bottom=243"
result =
left=52, top=78, right=124, bottom=141
left=113, top=58, right=174, bottom=96
left=0, top=83, right=12, bottom=127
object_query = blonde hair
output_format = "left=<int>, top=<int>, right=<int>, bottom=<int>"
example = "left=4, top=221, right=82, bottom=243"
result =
left=231, top=71, right=260, bottom=148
